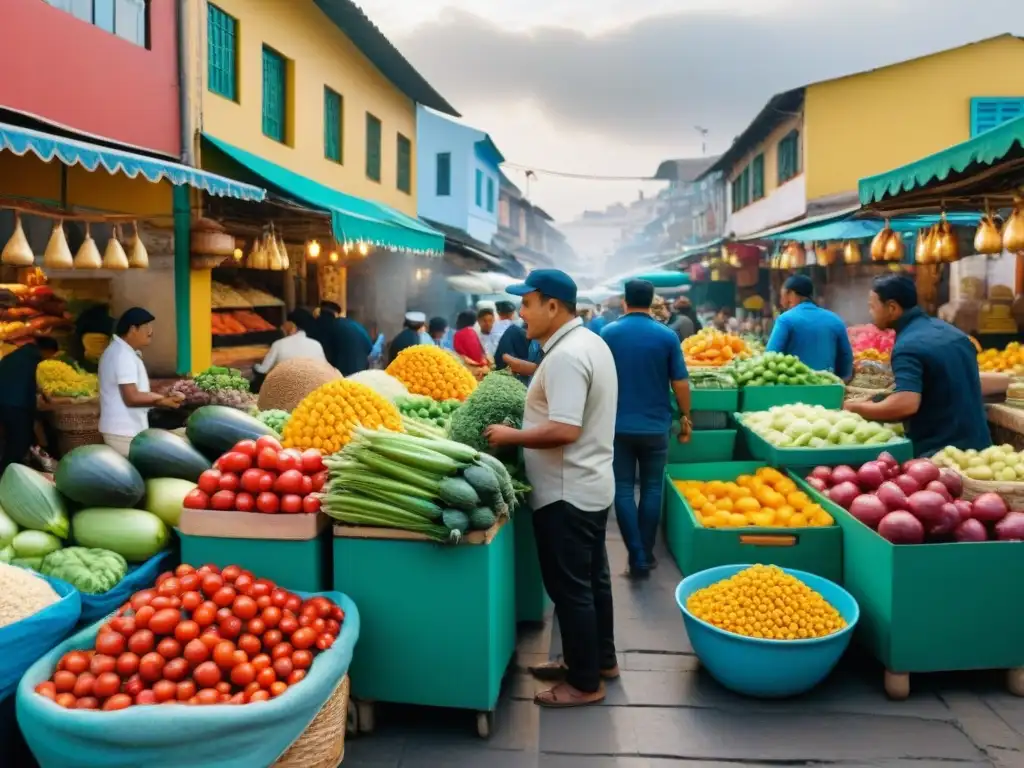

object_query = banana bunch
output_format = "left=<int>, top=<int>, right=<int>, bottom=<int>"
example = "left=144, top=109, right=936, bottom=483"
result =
left=82, top=333, right=110, bottom=363
left=37, top=359, right=98, bottom=398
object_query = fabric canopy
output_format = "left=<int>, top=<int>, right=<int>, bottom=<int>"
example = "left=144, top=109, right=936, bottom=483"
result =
left=757, top=210, right=982, bottom=242
left=614, top=271, right=690, bottom=289
left=0, top=121, right=265, bottom=201
left=203, top=134, right=443, bottom=254
left=859, top=115, right=1024, bottom=206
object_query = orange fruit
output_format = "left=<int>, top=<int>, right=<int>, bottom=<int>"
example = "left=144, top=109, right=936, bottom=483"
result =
left=735, top=497, right=760, bottom=515
left=729, top=513, right=749, bottom=527
left=774, top=478, right=797, bottom=496
left=714, top=497, right=734, bottom=512
left=786, top=491, right=810, bottom=510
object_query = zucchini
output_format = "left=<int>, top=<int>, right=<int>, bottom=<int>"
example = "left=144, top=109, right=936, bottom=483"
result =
left=0, top=464, right=69, bottom=539
left=474, top=453, right=516, bottom=510
left=353, top=427, right=479, bottom=463
left=71, top=508, right=170, bottom=563
left=324, top=494, right=454, bottom=542
left=360, top=442, right=465, bottom=476
left=441, top=509, right=470, bottom=535
left=462, top=464, right=502, bottom=510
left=349, top=448, right=443, bottom=493
left=469, top=507, right=497, bottom=531
left=438, top=477, right=480, bottom=510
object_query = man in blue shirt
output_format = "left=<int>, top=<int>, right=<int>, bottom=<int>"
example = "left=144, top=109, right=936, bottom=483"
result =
left=766, top=275, right=854, bottom=379
left=602, top=280, right=691, bottom=578
left=845, top=274, right=990, bottom=458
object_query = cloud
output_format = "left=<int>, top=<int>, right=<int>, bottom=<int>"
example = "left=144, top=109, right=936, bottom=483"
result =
left=390, top=0, right=1022, bottom=151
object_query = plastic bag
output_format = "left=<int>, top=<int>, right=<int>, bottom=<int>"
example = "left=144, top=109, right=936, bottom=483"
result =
left=77, top=550, right=176, bottom=626
left=0, top=573, right=81, bottom=702
left=18, top=591, right=359, bottom=768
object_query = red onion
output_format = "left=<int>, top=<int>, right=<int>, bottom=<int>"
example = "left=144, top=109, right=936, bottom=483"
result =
left=877, top=482, right=910, bottom=511
left=994, top=511, right=1024, bottom=541
left=893, top=474, right=922, bottom=496
left=971, top=492, right=1008, bottom=524
left=877, top=511, right=925, bottom=544
left=937, top=468, right=963, bottom=499
left=876, top=451, right=899, bottom=469
left=925, top=480, right=952, bottom=502
left=904, top=459, right=940, bottom=488
left=830, top=465, right=858, bottom=487
left=850, top=494, right=888, bottom=529
left=954, top=518, right=988, bottom=542
left=806, top=477, right=827, bottom=492
left=828, top=481, right=860, bottom=510
left=856, top=462, right=886, bottom=491
left=928, top=503, right=961, bottom=536
left=810, top=466, right=833, bottom=484
left=907, top=490, right=947, bottom=526
left=953, top=499, right=973, bottom=521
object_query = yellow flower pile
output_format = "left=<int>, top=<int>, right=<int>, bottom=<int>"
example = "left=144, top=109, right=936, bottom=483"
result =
left=36, top=359, right=98, bottom=398
left=686, top=564, right=847, bottom=640
left=674, top=467, right=833, bottom=529
left=386, top=344, right=477, bottom=402
left=281, top=379, right=403, bottom=453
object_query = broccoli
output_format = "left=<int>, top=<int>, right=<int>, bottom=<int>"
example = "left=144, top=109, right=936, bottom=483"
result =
left=447, top=370, right=527, bottom=452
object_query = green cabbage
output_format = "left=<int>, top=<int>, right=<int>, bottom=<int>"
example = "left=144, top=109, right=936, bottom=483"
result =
left=40, top=547, right=128, bottom=594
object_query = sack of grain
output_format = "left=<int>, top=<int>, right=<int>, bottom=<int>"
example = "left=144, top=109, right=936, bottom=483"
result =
left=257, top=358, right=342, bottom=413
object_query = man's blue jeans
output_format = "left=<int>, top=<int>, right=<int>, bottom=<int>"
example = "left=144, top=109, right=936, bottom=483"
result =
left=612, top=432, right=669, bottom=572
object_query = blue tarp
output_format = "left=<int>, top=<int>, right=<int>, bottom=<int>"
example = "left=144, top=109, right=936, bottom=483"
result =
left=0, top=122, right=265, bottom=202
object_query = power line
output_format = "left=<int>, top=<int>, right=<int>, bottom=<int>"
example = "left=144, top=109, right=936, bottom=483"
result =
left=502, top=162, right=659, bottom=182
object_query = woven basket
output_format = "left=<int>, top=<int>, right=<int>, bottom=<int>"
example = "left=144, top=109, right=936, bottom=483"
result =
left=959, top=473, right=1024, bottom=508
left=843, top=385, right=892, bottom=403
left=56, top=430, right=103, bottom=455
left=273, top=676, right=349, bottom=768
left=48, top=400, right=100, bottom=432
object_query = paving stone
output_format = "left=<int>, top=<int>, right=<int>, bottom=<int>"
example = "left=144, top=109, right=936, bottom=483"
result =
left=399, top=746, right=539, bottom=768
left=538, top=706, right=639, bottom=755
left=620, top=652, right=700, bottom=673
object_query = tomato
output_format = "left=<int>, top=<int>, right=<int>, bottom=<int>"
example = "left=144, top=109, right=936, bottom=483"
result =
left=210, top=490, right=236, bottom=510
left=233, top=439, right=258, bottom=457
left=284, top=595, right=302, bottom=613
left=176, top=564, right=196, bottom=576
left=93, top=671, right=121, bottom=699
left=252, top=578, right=275, bottom=597
left=215, top=681, right=232, bottom=695
left=193, top=661, right=221, bottom=688
left=291, top=650, right=313, bottom=670
left=229, top=692, right=246, bottom=705
left=196, top=688, right=221, bottom=705
left=245, top=681, right=262, bottom=697
left=150, top=596, right=180, bottom=611
left=201, top=574, right=224, bottom=597
left=200, top=631, right=222, bottom=649
left=325, top=619, right=341, bottom=636
left=250, top=690, right=271, bottom=702
left=230, top=662, right=256, bottom=687
left=92, top=631, right=123, bottom=658
left=176, top=680, right=197, bottom=701
left=197, top=563, right=220, bottom=576
left=237, top=633, right=261, bottom=656
left=274, top=469, right=304, bottom=495
left=239, top=468, right=265, bottom=494
left=270, top=681, right=288, bottom=697
left=220, top=451, right=253, bottom=474
left=183, top=488, right=209, bottom=509
left=216, top=607, right=233, bottom=622
left=101, top=693, right=132, bottom=711
left=251, top=653, right=271, bottom=671
left=131, top=589, right=157, bottom=611
left=35, top=681, right=57, bottom=700
left=257, top=447, right=279, bottom=471
left=54, top=692, right=77, bottom=708
left=311, top=470, right=328, bottom=492
left=71, top=673, right=95, bottom=698
left=276, top=494, right=299, bottom=514
left=139, top=652, right=165, bottom=683
left=61, top=651, right=91, bottom=676
left=132, top=607, right=155, bottom=632
left=163, top=657, right=190, bottom=682
left=179, top=572, right=201, bottom=592
left=212, top=641, right=238, bottom=669
left=300, top=448, right=325, bottom=474
left=256, top=435, right=283, bottom=453
left=262, top=629, right=283, bottom=650
left=234, top=573, right=255, bottom=594
left=123, top=674, right=145, bottom=698
left=157, top=637, right=181, bottom=659
left=278, top=615, right=299, bottom=635
left=197, top=469, right=222, bottom=495
left=114, top=652, right=139, bottom=677
left=255, top=593, right=271, bottom=608
left=148, top=609, right=180, bottom=637
left=261, top=606, right=282, bottom=628
left=258, top=472, right=276, bottom=493
left=302, top=494, right=320, bottom=514
left=89, top=654, right=116, bottom=676
left=218, top=473, right=240, bottom=493
left=316, top=634, right=335, bottom=651
left=219, top=615, right=243, bottom=640
left=182, top=638, right=209, bottom=665
left=174, top=620, right=200, bottom=644
left=272, top=643, right=294, bottom=661
left=192, top=602, right=217, bottom=627
left=287, top=669, right=307, bottom=686
left=246, top=617, right=266, bottom=636
left=256, top=492, right=280, bottom=514
left=272, top=657, right=293, bottom=678
left=212, top=586, right=237, bottom=608
left=76, top=696, right=100, bottom=709
left=109, top=616, right=137, bottom=638
left=299, top=474, right=314, bottom=496
left=152, top=680, right=177, bottom=703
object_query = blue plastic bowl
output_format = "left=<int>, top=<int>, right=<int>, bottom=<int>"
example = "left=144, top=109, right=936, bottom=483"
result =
left=675, top=564, right=859, bottom=698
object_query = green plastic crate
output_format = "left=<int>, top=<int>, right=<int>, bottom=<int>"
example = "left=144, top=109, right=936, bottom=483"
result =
left=333, top=521, right=516, bottom=713
left=736, top=415, right=914, bottom=467
left=667, top=427, right=736, bottom=464
left=790, top=472, right=1024, bottom=675
left=663, top=462, right=842, bottom=582
left=178, top=531, right=331, bottom=592
left=513, top=508, right=551, bottom=623
left=690, top=388, right=739, bottom=412
left=741, top=384, right=845, bottom=411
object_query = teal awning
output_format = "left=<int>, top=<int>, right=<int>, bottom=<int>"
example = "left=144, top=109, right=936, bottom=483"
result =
left=859, top=115, right=1024, bottom=206
left=0, top=121, right=264, bottom=201
left=203, top=134, right=443, bottom=254
left=760, top=211, right=982, bottom=242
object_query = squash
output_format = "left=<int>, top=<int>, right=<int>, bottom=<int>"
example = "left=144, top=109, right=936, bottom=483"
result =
left=127, top=222, right=149, bottom=268
left=74, top=222, right=102, bottom=269
left=0, top=464, right=69, bottom=538
left=102, top=226, right=130, bottom=270
left=185, top=405, right=277, bottom=460
left=438, top=476, right=480, bottom=510
left=129, top=428, right=210, bottom=482
left=143, top=478, right=197, bottom=528
left=468, top=507, right=497, bottom=531
left=2, top=213, right=35, bottom=267
left=54, top=444, right=145, bottom=508
left=43, top=220, right=74, bottom=269
left=71, top=508, right=169, bottom=563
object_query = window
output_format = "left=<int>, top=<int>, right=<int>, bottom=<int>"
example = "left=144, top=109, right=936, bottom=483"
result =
left=777, top=130, right=800, bottom=184
left=475, top=169, right=483, bottom=207
left=365, top=114, right=382, bottom=182
left=751, top=154, right=765, bottom=201
left=436, top=153, right=451, bottom=196
left=44, top=0, right=148, bottom=47
left=971, top=98, right=1024, bottom=137
left=324, top=87, right=343, bottom=163
left=396, top=134, right=412, bottom=194
left=261, top=46, right=287, bottom=143
left=731, top=166, right=751, bottom=213
left=486, top=176, right=495, bottom=213
left=207, top=4, right=237, bottom=101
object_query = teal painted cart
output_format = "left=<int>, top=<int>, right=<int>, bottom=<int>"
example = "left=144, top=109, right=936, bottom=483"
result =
left=333, top=519, right=516, bottom=738
left=514, top=507, right=551, bottom=623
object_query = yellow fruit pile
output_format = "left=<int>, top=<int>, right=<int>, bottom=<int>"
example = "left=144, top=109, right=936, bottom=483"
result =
left=282, top=379, right=402, bottom=453
left=682, top=329, right=749, bottom=367
left=977, top=342, right=1024, bottom=374
left=674, top=467, right=833, bottom=529
left=386, top=344, right=477, bottom=402
left=686, top=564, right=847, bottom=640
left=36, top=359, right=98, bottom=398
left=853, top=349, right=890, bottom=363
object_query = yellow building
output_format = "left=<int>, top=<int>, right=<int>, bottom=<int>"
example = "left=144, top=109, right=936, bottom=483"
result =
left=181, top=0, right=456, bottom=369
left=704, top=35, right=1024, bottom=239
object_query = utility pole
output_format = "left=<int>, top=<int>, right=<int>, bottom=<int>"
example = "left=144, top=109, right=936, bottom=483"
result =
left=695, top=126, right=709, bottom=156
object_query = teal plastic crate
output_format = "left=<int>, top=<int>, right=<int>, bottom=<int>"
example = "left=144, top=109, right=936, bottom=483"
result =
left=691, top=388, right=739, bottom=412
left=178, top=531, right=331, bottom=593
left=667, top=426, right=737, bottom=464
left=513, top=508, right=551, bottom=624
left=736, top=415, right=913, bottom=467
left=741, top=384, right=845, bottom=411
left=663, top=462, right=842, bottom=582
left=333, top=520, right=516, bottom=723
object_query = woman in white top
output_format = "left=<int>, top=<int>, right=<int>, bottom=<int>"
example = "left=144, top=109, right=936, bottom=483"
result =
left=254, top=309, right=326, bottom=376
left=98, top=308, right=183, bottom=457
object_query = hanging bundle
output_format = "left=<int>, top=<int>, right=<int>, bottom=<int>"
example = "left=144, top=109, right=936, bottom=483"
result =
left=2, top=213, right=35, bottom=267
left=127, top=221, right=149, bottom=268
left=102, top=225, right=130, bottom=270
left=73, top=223, right=102, bottom=269
left=43, top=219, right=74, bottom=270
left=870, top=221, right=892, bottom=262
left=883, top=228, right=905, bottom=262
left=933, top=213, right=959, bottom=263
left=842, top=240, right=862, bottom=265
left=974, top=204, right=1003, bottom=255
left=1004, top=200, right=1024, bottom=254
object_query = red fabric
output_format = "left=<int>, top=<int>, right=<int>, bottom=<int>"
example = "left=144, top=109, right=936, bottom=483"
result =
left=453, top=327, right=488, bottom=365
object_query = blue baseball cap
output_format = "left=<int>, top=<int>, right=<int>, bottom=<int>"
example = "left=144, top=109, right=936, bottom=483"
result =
left=506, top=269, right=577, bottom=305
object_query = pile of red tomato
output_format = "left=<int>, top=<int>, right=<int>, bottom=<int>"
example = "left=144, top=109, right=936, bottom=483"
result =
left=34, top=563, right=344, bottom=710
left=183, top=435, right=326, bottom=515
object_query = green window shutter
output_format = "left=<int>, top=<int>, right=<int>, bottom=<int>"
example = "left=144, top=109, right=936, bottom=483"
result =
left=971, top=98, right=1024, bottom=137
left=436, top=153, right=451, bottom=196
left=365, top=114, right=382, bottom=181
left=475, top=169, right=483, bottom=207
left=207, top=4, right=237, bottom=101
left=751, top=154, right=765, bottom=200
left=324, top=87, right=342, bottom=162
left=396, top=134, right=411, bottom=193
left=261, top=46, right=286, bottom=142
left=486, top=176, right=495, bottom=212
left=777, top=130, right=800, bottom=184
left=737, top=166, right=750, bottom=208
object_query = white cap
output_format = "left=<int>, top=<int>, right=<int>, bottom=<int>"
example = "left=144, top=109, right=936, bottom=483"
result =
left=405, top=311, right=426, bottom=324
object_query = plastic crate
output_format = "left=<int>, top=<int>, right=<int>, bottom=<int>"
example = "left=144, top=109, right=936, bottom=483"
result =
left=736, top=415, right=913, bottom=467
left=667, top=427, right=736, bottom=464
left=177, top=532, right=332, bottom=593
left=741, top=385, right=845, bottom=412
left=691, top=389, right=740, bottom=412
left=691, top=412, right=729, bottom=430
left=663, top=462, right=842, bottom=582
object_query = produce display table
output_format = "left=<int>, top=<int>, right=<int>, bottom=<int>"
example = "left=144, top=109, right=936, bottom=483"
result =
left=670, top=389, right=739, bottom=464
left=735, top=415, right=914, bottom=467
left=333, top=518, right=516, bottom=738
left=663, top=462, right=842, bottom=582
left=792, top=472, right=1024, bottom=700
left=177, top=509, right=332, bottom=592
left=986, top=403, right=1024, bottom=451
left=740, top=384, right=845, bottom=412
left=513, top=507, right=551, bottom=624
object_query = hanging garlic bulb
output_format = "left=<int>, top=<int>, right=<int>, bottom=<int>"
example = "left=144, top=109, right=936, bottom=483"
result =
left=102, top=225, right=130, bottom=270
left=2, top=213, right=35, bottom=266
left=128, top=221, right=149, bottom=268
left=43, top=219, right=74, bottom=269
left=74, top=222, right=102, bottom=269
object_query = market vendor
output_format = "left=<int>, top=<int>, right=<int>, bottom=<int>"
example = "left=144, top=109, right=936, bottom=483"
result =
left=388, top=311, right=426, bottom=363
left=844, top=274, right=990, bottom=457
left=766, top=275, right=853, bottom=379
left=98, top=308, right=183, bottom=457
left=314, top=301, right=371, bottom=376
left=252, top=309, right=326, bottom=386
left=0, top=336, right=59, bottom=471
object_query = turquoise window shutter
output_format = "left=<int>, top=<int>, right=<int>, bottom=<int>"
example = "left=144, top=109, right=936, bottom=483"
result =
left=207, top=4, right=237, bottom=101
left=971, top=98, right=1024, bottom=137
left=261, top=47, right=286, bottom=142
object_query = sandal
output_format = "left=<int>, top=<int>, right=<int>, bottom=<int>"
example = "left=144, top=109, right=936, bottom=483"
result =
left=535, top=681, right=605, bottom=708
left=528, top=661, right=620, bottom=681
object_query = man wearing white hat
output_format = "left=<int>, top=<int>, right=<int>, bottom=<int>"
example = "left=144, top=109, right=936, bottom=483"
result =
left=388, top=311, right=427, bottom=364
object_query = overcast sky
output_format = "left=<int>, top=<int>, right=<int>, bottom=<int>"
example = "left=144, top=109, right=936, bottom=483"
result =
left=356, top=0, right=1023, bottom=222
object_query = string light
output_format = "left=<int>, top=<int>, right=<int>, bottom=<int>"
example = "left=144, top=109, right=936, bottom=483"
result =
left=232, top=248, right=243, bottom=262
left=307, top=240, right=321, bottom=259
left=329, top=251, right=339, bottom=263
left=357, top=242, right=368, bottom=256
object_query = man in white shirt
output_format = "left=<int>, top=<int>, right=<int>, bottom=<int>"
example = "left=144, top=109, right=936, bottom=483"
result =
left=253, top=310, right=327, bottom=377
left=485, top=269, right=619, bottom=709
left=488, top=300, right=516, bottom=349
left=98, top=308, right=182, bottom=456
